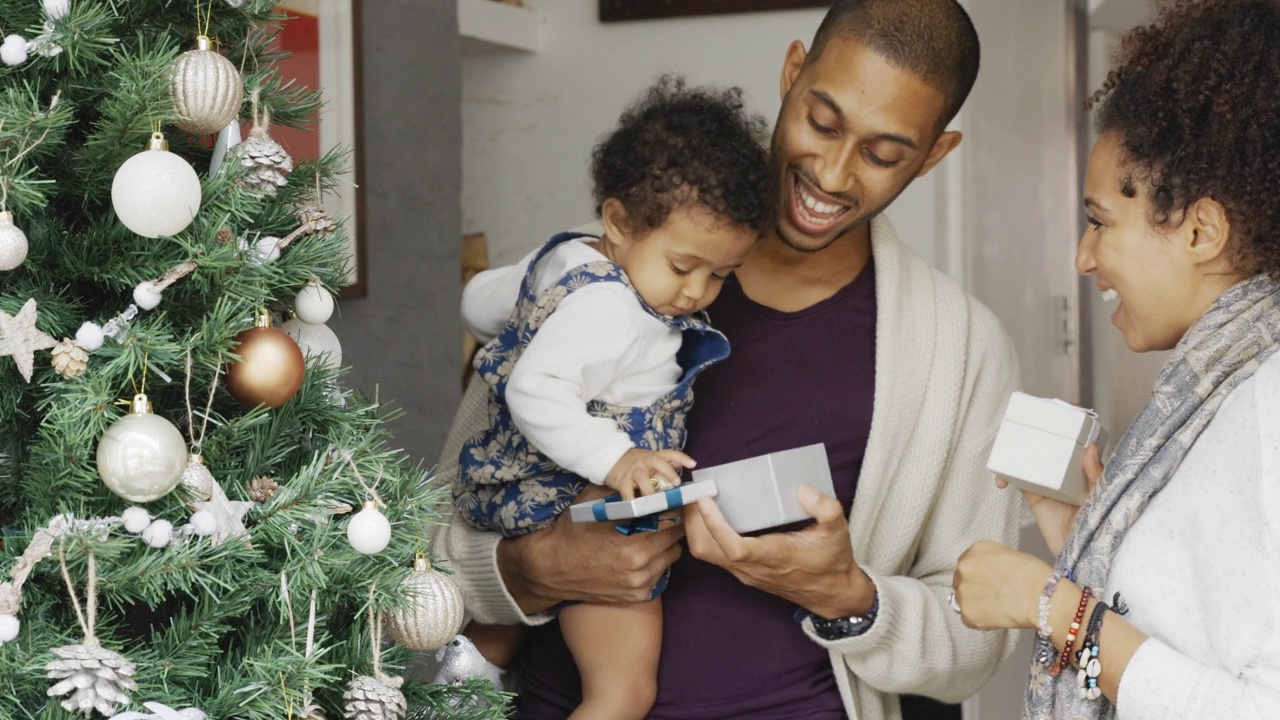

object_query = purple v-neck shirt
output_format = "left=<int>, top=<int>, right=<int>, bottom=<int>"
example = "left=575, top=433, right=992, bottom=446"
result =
left=512, top=261, right=877, bottom=719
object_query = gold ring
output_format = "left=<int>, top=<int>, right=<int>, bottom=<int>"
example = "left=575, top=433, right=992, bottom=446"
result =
left=650, top=477, right=663, bottom=493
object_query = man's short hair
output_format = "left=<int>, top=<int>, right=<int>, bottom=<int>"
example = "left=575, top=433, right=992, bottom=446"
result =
left=809, top=0, right=980, bottom=127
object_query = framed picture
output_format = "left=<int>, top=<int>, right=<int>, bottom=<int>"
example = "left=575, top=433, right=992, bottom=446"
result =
left=600, top=0, right=830, bottom=22
left=273, top=0, right=367, bottom=298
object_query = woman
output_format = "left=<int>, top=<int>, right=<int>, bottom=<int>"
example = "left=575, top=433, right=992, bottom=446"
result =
left=951, top=0, right=1280, bottom=718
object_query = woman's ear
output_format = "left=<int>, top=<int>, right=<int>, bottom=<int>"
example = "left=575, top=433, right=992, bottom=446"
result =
left=1185, top=196, right=1233, bottom=268
left=600, top=198, right=634, bottom=247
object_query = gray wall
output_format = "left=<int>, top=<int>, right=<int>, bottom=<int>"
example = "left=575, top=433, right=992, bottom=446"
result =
left=329, top=0, right=461, bottom=466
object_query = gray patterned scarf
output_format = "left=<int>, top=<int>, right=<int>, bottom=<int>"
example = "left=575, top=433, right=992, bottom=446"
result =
left=1024, top=274, right=1280, bottom=719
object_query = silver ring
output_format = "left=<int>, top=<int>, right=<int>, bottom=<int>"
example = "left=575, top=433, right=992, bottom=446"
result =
left=947, top=591, right=962, bottom=614
left=650, top=477, right=673, bottom=492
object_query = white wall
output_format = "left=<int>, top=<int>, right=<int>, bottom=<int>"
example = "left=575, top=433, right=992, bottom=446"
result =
left=461, top=0, right=941, bottom=269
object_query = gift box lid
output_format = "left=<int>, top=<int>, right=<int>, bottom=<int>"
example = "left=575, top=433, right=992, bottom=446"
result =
left=1003, top=392, right=1101, bottom=446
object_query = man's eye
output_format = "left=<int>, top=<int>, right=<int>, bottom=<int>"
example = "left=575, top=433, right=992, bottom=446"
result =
left=807, top=115, right=837, bottom=137
left=862, top=148, right=897, bottom=168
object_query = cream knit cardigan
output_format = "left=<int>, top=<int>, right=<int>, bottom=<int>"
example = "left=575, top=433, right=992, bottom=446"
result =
left=430, top=216, right=1023, bottom=720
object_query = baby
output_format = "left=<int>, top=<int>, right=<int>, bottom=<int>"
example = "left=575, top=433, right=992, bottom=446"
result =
left=455, top=77, right=773, bottom=719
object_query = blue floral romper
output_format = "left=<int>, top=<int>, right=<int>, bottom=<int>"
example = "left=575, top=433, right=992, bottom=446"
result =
left=455, top=231, right=730, bottom=537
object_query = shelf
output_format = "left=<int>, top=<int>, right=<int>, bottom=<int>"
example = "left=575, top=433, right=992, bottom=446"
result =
left=458, top=0, right=542, bottom=54
left=1089, top=0, right=1151, bottom=35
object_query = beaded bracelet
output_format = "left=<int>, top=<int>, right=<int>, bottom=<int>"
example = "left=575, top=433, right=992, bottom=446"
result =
left=1076, top=600, right=1109, bottom=700
left=1033, top=570, right=1063, bottom=668
left=1051, top=586, right=1092, bottom=677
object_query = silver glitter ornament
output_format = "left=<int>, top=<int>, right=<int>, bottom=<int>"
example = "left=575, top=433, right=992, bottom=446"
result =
left=181, top=454, right=215, bottom=502
left=343, top=675, right=406, bottom=720
left=385, top=555, right=464, bottom=652
left=434, top=635, right=488, bottom=686
left=169, top=36, right=243, bottom=136
left=45, top=642, right=138, bottom=716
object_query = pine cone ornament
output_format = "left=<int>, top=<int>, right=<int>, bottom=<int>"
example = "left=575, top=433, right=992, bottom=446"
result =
left=296, top=206, right=332, bottom=235
left=343, top=675, right=407, bottom=720
left=45, top=642, right=138, bottom=716
left=233, top=127, right=293, bottom=195
left=51, top=339, right=89, bottom=379
left=248, top=476, right=279, bottom=503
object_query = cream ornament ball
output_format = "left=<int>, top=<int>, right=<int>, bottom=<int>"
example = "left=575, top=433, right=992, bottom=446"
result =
left=347, top=501, right=391, bottom=555
left=0, top=211, right=29, bottom=271
left=112, top=133, right=202, bottom=238
left=170, top=36, right=244, bottom=136
left=43, top=0, right=71, bottom=19
left=294, top=280, right=335, bottom=325
left=1, top=35, right=28, bottom=66
left=0, top=614, right=19, bottom=644
left=282, top=318, right=342, bottom=369
left=96, top=394, right=188, bottom=503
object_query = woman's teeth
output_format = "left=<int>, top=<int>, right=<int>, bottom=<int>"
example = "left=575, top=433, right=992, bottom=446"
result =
left=1101, top=288, right=1119, bottom=303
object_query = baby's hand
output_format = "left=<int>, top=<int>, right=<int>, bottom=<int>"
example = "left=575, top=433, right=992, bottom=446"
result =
left=604, top=448, right=696, bottom=501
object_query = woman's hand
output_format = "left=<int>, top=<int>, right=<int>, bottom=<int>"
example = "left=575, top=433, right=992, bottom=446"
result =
left=952, top=541, right=1051, bottom=631
left=997, top=443, right=1104, bottom=556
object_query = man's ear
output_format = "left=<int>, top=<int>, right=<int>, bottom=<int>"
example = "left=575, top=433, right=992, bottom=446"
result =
left=599, top=198, right=634, bottom=247
left=916, top=130, right=962, bottom=178
left=780, top=40, right=808, bottom=101
left=1185, top=196, right=1233, bottom=267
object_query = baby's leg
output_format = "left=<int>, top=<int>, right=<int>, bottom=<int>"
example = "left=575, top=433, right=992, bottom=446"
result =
left=561, top=599, right=662, bottom=720
left=465, top=622, right=525, bottom=671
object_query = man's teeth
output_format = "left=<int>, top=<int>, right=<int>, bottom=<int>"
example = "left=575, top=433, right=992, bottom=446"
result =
left=1101, top=288, right=1119, bottom=303
left=797, top=185, right=846, bottom=216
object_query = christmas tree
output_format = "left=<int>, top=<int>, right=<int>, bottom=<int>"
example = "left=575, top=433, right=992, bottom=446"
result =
left=0, top=1, right=504, bottom=718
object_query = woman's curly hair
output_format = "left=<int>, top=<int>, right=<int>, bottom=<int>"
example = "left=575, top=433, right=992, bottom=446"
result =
left=591, top=76, right=774, bottom=236
left=1091, top=0, right=1280, bottom=277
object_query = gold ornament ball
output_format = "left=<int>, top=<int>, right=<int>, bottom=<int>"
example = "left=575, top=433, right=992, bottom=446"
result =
left=170, top=36, right=244, bottom=136
left=225, top=325, right=305, bottom=409
left=385, top=555, right=465, bottom=652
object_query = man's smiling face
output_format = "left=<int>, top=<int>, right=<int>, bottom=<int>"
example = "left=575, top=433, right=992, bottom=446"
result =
left=770, top=35, right=955, bottom=253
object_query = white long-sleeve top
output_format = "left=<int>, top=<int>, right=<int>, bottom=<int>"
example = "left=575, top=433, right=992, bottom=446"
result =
left=1108, top=352, right=1280, bottom=719
left=461, top=237, right=682, bottom=485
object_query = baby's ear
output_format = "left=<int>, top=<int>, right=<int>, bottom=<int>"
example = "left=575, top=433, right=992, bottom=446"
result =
left=600, top=198, right=636, bottom=247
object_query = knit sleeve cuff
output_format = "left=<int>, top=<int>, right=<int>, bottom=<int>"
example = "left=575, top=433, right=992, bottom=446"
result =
left=440, top=514, right=553, bottom=627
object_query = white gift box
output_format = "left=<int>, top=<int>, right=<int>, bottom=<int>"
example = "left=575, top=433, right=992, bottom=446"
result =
left=986, top=392, right=1107, bottom=506
left=569, top=444, right=836, bottom=534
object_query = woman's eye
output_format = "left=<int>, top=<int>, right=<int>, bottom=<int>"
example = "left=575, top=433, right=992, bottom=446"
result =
left=1087, top=216, right=1103, bottom=230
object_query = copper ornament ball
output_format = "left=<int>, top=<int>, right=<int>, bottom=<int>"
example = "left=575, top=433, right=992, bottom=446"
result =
left=226, top=325, right=306, bottom=408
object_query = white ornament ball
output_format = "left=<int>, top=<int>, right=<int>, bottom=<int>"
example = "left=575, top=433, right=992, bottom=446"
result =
left=133, top=281, right=163, bottom=310
left=281, top=318, right=342, bottom=369
left=190, top=509, right=217, bottom=537
left=142, top=519, right=174, bottom=548
left=75, top=322, right=105, bottom=351
left=0, top=614, right=19, bottom=643
left=122, top=506, right=152, bottom=534
left=0, top=211, right=29, bottom=271
left=347, top=502, right=391, bottom=555
left=96, top=398, right=188, bottom=503
left=170, top=36, right=244, bottom=136
left=251, top=235, right=281, bottom=264
left=43, top=0, right=71, bottom=19
left=1, top=35, right=28, bottom=66
left=111, top=133, right=202, bottom=238
left=294, top=280, right=335, bottom=325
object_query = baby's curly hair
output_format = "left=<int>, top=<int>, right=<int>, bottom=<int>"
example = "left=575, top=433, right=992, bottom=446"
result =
left=1091, top=0, right=1280, bottom=277
left=591, top=76, right=774, bottom=236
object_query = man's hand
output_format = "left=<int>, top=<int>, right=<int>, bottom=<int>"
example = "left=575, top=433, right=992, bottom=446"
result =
left=497, top=486, right=686, bottom=614
left=683, top=484, right=874, bottom=619
left=604, top=448, right=695, bottom=500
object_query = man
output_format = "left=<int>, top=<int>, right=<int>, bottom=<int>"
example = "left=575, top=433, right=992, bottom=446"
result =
left=434, top=1, right=1021, bottom=718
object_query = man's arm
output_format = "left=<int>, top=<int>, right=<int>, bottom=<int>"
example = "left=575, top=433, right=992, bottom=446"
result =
left=810, top=304, right=1022, bottom=701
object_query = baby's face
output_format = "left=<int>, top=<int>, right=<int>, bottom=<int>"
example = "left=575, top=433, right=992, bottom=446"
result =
left=613, top=206, right=759, bottom=317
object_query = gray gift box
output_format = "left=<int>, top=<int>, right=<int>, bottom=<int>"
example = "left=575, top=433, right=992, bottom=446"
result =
left=689, top=443, right=836, bottom=534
